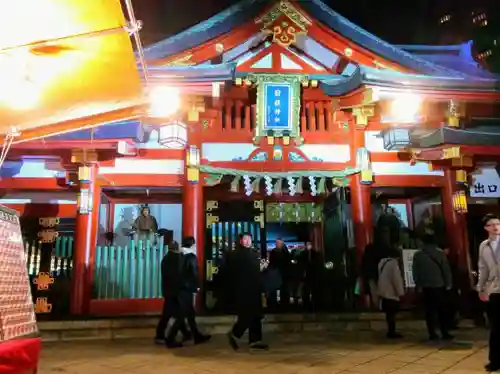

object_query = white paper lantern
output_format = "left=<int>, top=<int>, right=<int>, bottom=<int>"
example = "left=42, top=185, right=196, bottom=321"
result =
left=158, top=122, right=187, bottom=149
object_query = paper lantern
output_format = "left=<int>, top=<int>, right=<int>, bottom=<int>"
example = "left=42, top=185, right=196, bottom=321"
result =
left=452, top=191, right=468, bottom=214
left=158, top=122, right=187, bottom=149
left=381, top=128, right=411, bottom=151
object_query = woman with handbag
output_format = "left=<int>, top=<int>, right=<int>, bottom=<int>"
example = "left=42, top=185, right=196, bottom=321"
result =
left=377, top=247, right=405, bottom=338
left=476, top=214, right=500, bottom=372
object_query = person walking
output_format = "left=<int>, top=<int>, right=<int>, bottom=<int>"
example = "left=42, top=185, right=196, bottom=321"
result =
left=412, top=234, right=454, bottom=341
left=226, top=232, right=268, bottom=351
left=180, top=236, right=211, bottom=345
left=268, top=238, right=292, bottom=309
left=155, top=241, right=188, bottom=348
left=377, top=248, right=405, bottom=339
left=476, top=214, right=500, bottom=372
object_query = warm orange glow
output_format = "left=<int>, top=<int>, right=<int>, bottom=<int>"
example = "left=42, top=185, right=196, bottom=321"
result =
left=0, top=0, right=143, bottom=139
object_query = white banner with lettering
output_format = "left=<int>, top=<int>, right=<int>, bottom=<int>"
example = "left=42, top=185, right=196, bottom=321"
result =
left=402, top=249, right=418, bottom=288
left=470, top=167, right=500, bottom=198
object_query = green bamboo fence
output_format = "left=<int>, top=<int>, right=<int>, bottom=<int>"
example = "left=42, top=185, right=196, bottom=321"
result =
left=24, top=236, right=74, bottom=276
left=94, top=239, right=168, bottom=299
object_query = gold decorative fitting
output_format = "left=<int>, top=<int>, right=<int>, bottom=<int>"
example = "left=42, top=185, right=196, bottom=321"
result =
left=254, top=213, right=265, bottom=228
left=352, top=105, right=375, bottom=128
left=447, top=100, right=463, bottom=128
left=442, top=147, right=461, bottom=159
left=206, top=200, right=219, bottom=211
left=37, top=230, right=59, bottom=243
left=310, top=80, right=318, bottom=88
left=35, top=297, right=52, bottom=314
left=244, top=79, right=252, bottom=86
left=283, top=136, right=290, bottom=145
left=267, top=136, right=275, bottom=145
left=255, top=1, right=311, bottom=47
left=38, top=217, right=60, bottom=228
left=33, top=272, right=55, bottom=291
left=254, top=200, right=264, bottom=211
left=206, top=213, right=219, bottom=228
left=234, top=77, right=243, bottom=86
left=165, top=54, right=195, bottom=67
left=344, top=48, right=353, bottom=57
left=301, top=80, right=309, bottom=87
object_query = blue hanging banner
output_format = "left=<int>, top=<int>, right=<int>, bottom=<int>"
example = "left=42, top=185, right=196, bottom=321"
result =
left=263, top=83, right=292, bottom=131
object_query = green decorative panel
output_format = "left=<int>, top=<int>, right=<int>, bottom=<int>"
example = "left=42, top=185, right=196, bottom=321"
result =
left=266, top=202, right=323, bottom=223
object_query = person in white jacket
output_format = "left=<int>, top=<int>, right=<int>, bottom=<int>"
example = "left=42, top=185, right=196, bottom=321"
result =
left=477, top=214, right=500, bottom=372
left=377, top=247, right=405, bottom=339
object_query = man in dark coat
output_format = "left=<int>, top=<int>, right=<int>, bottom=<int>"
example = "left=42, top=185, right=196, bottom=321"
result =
left=268, top=238, right=292, bottom=308
left=154, top=241, right=209, bottom=348
left=299, top=242, right=324, bottom=310
left=226, top=232, right=268, bottom=351
left=180, top=236, right=210, bottom=344
left=155, top=241, right=186, bottom=348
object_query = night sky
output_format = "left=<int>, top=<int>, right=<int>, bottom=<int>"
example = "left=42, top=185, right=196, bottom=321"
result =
left=125, top=0, right=493, bottom=46
left=126, top=0, right=431, bottom=46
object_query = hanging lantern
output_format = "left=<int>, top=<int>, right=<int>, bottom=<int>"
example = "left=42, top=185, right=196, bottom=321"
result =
left=158, top=121, right=187, bottom=149
left=77, top=188, right=93, bottom=215
left=381, top=128, right=411, bottom=151
left=77, top=166, right=91, bottom=183
left=456, top=169, right=467, bottom=185
left=356, top=148, right=372, bottom=185
left=452, top=190, right=468, bottom=214
left=186, top=146, right=200, bottom=167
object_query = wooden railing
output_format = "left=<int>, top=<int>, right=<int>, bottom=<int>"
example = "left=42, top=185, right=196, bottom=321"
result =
left=204, top=99, right=345, bottom=143
left=93, top=239, right=168, bottom=300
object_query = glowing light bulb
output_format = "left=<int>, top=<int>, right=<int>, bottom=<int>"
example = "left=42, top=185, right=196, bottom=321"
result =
left=148, top=86, right=181, bottom=118
left=389, top=94, right=422, bottom=123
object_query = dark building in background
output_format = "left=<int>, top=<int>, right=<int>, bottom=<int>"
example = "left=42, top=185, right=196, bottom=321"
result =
left=433, top=0, right=500, bottom=71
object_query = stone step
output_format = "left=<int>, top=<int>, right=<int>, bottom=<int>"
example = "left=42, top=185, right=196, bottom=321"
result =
left=38, top=313, right=476, bottom=342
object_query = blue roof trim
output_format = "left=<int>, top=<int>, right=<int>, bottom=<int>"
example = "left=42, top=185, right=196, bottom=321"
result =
left=395, top=43, right=466, bottom=53
left=316, top=66, right=500, bottom=97
left=302, top=0, right=466, bottom=77
left=147, top=63, right=237, bottom=82
left=143, top=0, right=267, bottom=60
left=46, top=121, right=142, bottom=141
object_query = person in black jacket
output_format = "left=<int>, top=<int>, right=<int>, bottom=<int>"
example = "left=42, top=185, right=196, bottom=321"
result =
left=268, top=238, right=292, bottom=309
left=300, top=242, right=324, bottom=310
left=226, top=232, right=268, bottom=351
left=154, top=240, right=209, bottom=348
left=180, top=236, right=210, bottom=344
left=155, top=241, right=187, bottom=348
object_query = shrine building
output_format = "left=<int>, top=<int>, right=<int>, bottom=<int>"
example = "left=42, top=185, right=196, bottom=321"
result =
left=3, top=0, right=500, bottom=317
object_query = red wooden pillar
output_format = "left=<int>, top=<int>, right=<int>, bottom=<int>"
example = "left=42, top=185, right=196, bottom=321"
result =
left=442, top=169, right=470, bottom=288
left=182, top=136, right=204, bottom=308
left=351, top=173, right=373, bottom=266
left=350, top=128, right=373, bottom=267
left=70, top=165, right=97, bottom=315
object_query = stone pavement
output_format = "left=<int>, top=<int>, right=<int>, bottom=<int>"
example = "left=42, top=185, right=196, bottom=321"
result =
left=39, top=329, right=492, bottom=374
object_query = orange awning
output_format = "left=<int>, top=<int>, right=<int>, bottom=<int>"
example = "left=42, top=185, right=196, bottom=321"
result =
left=0, top=0, right=144, bottom=142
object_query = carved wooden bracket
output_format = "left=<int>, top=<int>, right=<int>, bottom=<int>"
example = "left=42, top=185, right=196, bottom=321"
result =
left=352, top=106, right=375, bottom=128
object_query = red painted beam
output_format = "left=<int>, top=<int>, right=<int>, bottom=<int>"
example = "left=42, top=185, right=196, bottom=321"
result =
left=98, top=174, right=183, bottom=187
left=204, top=161, right=349, bottom=172
left=3, top=203, right=77, bottom=217
left=373, top=175, right=443, bottom=187
left=461, top=146, right=500, bottom=155
left=12, top=139, right=119, bottom=150
left=0, top=178, right=72, bottom=190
